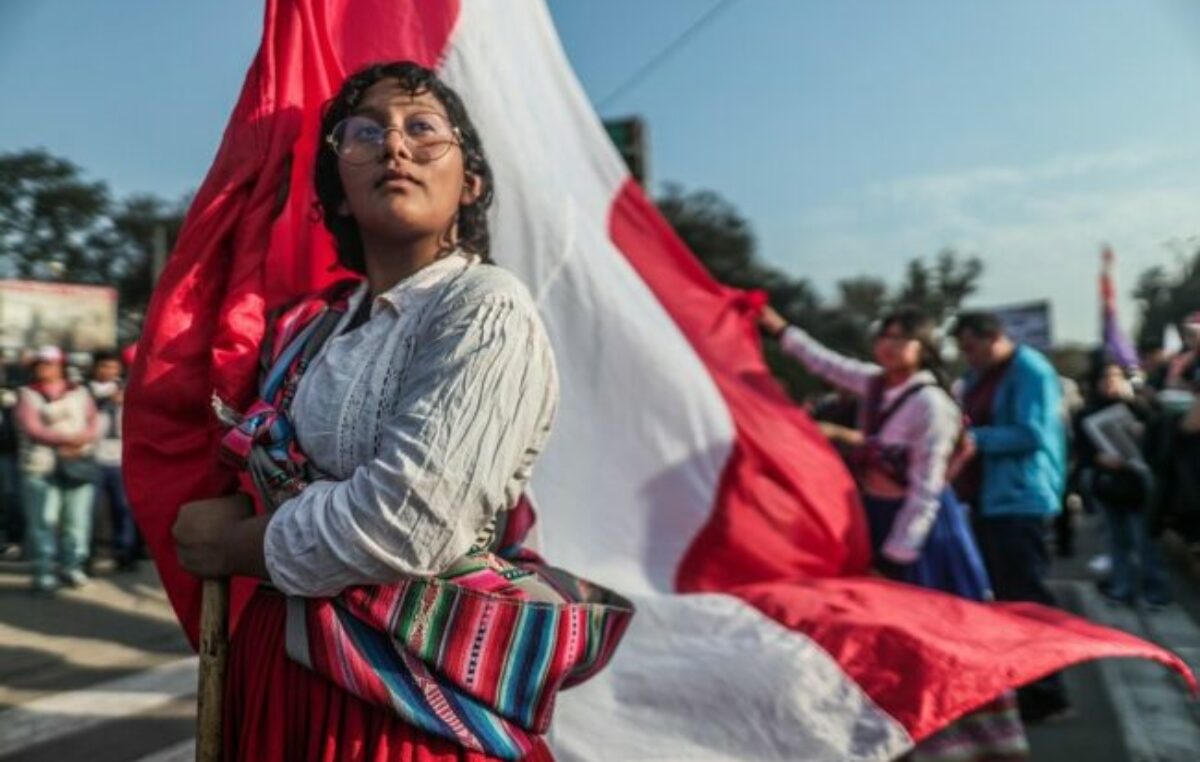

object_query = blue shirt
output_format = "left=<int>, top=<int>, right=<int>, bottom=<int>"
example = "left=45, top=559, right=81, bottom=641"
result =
left=963, top=345, right=1066, bottom=518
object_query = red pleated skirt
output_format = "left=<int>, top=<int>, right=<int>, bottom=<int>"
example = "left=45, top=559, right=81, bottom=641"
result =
left=224, top=589, right=556, bottom=762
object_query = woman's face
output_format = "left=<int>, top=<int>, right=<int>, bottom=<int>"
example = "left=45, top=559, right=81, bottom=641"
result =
left=1098, top=364, right=1130, bottom=399
left=335, top=80, right=478, bottom=249
left=873, top=324, right=921, bottom=373
left=33, top=361, right=63, bottom=384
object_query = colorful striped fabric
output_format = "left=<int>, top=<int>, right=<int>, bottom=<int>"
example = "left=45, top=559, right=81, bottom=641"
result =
left=217, top=285, right=635, bottom=760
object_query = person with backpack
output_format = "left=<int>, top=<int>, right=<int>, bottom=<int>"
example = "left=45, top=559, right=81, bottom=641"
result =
left=760, top=305, right=1027, bottom=761
left=14, top=345, right=102, bottom=592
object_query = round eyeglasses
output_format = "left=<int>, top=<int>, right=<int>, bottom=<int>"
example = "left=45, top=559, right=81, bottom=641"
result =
left=326, top=112, right=461, bottom=165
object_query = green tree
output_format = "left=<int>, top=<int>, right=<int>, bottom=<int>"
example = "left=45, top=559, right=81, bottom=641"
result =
left=0, top=149, right=186, bottom=342
left=104, top=194, right=188, bottom=340
left=837, top=276, right=888, bottom=325
left=0, top=149, right=111, bottom=281
left=894, top=249, right=984, bottom=324
left=1134, top=251, right=1200, bottom=348
left=656, top=183, right=762, bottom=288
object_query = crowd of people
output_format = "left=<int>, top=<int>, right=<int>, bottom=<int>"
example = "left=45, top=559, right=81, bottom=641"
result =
left=0, top=345, right=138, bottom=592
left=758, top=303, right=1200, bottom=760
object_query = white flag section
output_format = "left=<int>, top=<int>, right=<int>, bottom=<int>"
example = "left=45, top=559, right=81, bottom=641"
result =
left=444, top=1, right=734, bottom=598
left=441, top=3, right=910, bottom=759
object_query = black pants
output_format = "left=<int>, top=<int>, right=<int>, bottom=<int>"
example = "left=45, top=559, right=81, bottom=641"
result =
left=973, top=515, right=1070, bottom=716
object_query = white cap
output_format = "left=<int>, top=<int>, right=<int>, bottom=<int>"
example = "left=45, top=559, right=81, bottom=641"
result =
left=32, top=345, right=64, bottom=365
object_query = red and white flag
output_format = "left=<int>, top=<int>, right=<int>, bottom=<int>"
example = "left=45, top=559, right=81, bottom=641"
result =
left=125, top=2, right=1193, bottom=759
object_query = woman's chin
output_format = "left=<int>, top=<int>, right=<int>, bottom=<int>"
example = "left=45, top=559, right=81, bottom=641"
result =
left=359, top=214, right=436, bottom=244
left=364, top=199, right=430, bottom=231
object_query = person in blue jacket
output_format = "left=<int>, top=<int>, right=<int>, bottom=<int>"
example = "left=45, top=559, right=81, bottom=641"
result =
left=951, top=311, right=1071, bottom=724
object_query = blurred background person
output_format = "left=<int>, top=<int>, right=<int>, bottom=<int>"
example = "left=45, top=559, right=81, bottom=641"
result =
left=761, top=304, right=1028, bottom=761
left=1163, top=312, right=1200, bottom=392
left=951, top=312, right=1070, bottom=724
left=1055, top=375, right=1085, bottom=559
left=1137, top=339, right=1169, bottom=394
left=0, top=361, right=25, bottom=558
left=1074, top=358, right=1169, bottom=608
left=88, top=349, right=139, bottom=571
left=1144, top=314, right=1200, bottom=554
left=761, top=306, right=987, bottom=590
left=14, top=346, right=102, bottom=592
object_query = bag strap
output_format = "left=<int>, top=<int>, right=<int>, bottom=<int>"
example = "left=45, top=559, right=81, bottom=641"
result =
left=869, top=381, right=936, bottom=435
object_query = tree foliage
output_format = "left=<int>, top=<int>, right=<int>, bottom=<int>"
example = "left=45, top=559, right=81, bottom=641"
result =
left=0, top=149, right=187, bottom=342
left=1134, top=251, right=1200, bottom=348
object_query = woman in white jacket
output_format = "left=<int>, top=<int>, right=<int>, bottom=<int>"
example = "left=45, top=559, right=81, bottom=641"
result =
left=761, top=305, right=1028, bottom=761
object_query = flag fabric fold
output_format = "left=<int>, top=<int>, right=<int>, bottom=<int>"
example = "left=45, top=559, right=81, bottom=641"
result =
left=1101, top=245, right=1139, bottom=370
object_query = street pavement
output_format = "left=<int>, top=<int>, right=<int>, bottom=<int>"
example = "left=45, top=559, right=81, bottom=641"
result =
left=1025, top=513, right=1200, bottom=762
left=0, top=512, right=1197, bottom=761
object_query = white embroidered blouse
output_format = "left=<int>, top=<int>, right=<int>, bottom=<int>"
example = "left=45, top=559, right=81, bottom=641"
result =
left=779, top=326, right=961, bottom=564
left=263, top=253, right=559, bottom=597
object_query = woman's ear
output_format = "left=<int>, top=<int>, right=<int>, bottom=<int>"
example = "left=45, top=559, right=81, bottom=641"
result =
left=460, top=172, right=483, bottom=206
left=337, top=198, right=351, bottom=216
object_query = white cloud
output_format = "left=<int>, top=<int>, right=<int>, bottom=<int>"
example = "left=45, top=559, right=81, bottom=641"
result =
left=864, top=144, right=1169, bottom=206
left=766, top=144, right=1200, bottom=343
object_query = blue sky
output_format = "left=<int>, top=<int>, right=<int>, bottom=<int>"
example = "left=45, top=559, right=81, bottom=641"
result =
left=3, top=0, right=1199, bottom=342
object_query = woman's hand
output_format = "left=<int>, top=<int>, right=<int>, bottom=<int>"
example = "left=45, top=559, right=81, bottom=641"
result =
left=758, top=305, right=789, bottom=338
left=945, top=432, right=977, bottom=481
left=173, top=493, right=268, bottom=580
left=56, top=444, right=85, bottom=459
left=1096, top=452, right=1126, bottom=470
left=818, top=421, right=864, bottom=446
left=71, top=431, right=96, bottom=447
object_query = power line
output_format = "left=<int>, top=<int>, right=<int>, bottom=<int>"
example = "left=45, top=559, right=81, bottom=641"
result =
left=597, top=0, right=741, bottom=111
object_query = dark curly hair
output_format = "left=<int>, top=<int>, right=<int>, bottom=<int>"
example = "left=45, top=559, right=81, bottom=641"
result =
left=314, top=61, right=494, bottom=272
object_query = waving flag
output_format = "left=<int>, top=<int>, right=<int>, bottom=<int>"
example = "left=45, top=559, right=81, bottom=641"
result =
left=1101, top=245, right=1140, bottom=370
left=125, top=2, right=1193, bottom=759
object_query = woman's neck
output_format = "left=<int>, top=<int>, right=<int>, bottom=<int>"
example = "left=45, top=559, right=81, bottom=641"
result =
left=361, top=232, right=452, bottom=297
left=34, top=378, right=69, bottom=396
left=882, top=367, right=918, bottom=388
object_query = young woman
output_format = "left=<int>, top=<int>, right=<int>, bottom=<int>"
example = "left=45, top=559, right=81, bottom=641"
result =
left=760, top=305, right=1028, bottom=761
left=169, top=62, right=627, bottom=761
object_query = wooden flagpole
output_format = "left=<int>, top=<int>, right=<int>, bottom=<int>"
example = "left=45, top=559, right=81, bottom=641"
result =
left=196, top=578, right=229, bottom=761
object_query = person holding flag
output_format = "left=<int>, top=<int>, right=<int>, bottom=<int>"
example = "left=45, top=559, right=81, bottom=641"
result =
left=760, top=305, right=1029, bottom=761
left=168, top=61, right=630, bottom=760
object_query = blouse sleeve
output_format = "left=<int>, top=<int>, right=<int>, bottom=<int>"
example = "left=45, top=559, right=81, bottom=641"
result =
left=779, top=326, right=880, bottom=397
left=263, top=289, right=558, bottom=597
left=881, top=389, right=960, bottom=564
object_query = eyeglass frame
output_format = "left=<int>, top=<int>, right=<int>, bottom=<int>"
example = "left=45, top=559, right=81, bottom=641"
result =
left=324, top=112, right=463, bottom=165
